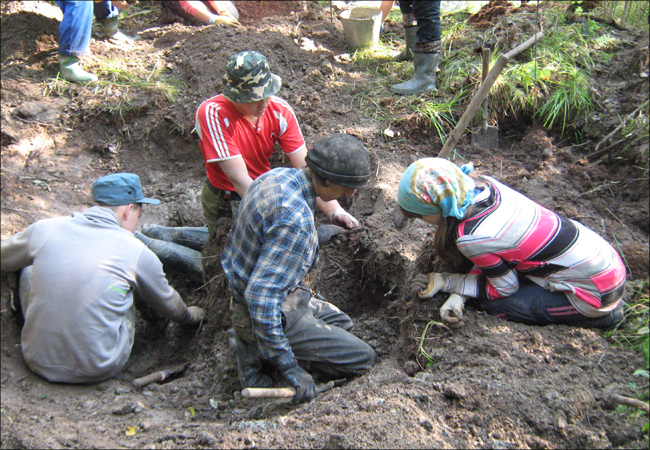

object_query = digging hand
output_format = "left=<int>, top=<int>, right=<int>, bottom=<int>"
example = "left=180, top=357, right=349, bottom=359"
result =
left=330, top=207, right=359, bottom=229
left=317, top=224, right=345, bottom=246
left=281, top=361, right=317, bottom=404
left=411, top=272, right=445, bottom=299
left=440, top=294, right=467, bottom=323
left=184, top=306, right=205, bottom=326
left=210, top=15, right=242, bottom=28
left=110, top=1, right=132, bottom=9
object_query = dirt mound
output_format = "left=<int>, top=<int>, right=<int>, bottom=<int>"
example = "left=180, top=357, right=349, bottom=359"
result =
left=1, top=1, right=648, bottom=449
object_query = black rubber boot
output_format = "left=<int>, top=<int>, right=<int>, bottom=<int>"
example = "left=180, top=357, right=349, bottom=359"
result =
left=134, top=232, right=204, bottom=284
left=228, top=330, right=273, bottom=388
left=141, top=224, right=209, bottom=251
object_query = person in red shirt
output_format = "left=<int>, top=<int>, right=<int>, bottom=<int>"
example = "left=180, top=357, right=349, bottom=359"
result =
left=134, top=51, right=364, bottom=283
left=195, top=50, right=362, bottom=234
left=160, top=1, right=240, bottom=27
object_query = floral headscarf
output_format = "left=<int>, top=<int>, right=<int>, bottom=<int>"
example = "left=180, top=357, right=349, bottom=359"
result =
left=397, top=158, right=475, bottom=219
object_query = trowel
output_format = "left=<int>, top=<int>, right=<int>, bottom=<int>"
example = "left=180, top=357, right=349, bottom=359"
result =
left=471, top=47, right=499, bottom=150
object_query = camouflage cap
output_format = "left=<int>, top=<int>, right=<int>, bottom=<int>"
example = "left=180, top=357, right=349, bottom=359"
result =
left=222, top=51, right=282, bottom=103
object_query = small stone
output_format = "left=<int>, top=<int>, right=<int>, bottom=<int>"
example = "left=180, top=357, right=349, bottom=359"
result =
left=443, top=383, right=468, bottom=400
left=403, top=360, right=420, bottom=376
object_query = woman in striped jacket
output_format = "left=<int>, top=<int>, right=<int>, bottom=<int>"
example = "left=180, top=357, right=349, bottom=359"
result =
left=393, top=158, right=626, bottom=328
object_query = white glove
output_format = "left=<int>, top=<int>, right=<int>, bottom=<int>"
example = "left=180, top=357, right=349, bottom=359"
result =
left=410, top=272, right=445, bottom=299
left=440, top=294, right=466, bottom=323
left=330, top=207, right=360, bottom=229
left=209, top=14, right=241, bottom=27
left=185, top=306, right=205, bottom=325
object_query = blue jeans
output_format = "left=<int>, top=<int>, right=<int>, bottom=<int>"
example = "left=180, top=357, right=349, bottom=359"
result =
left=399, top=1, right=441, bottom=43
left=478, top=282, right=622, bottom=327
left=56, top=1, right=120, bottom=56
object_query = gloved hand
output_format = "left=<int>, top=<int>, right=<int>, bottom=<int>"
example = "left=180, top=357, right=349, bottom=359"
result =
left=282, top=361, right=317, bottom=404
left=440, top=294, right=467, bottom=323
left=184, top=306, right=205, bottom=325
left=317, top=224, right=345, bottom=246
left=410, top=272, right=445, bottom=299
left=209, top=14, right=242, bottom=27
left=330, top=207, right=359, bottom=229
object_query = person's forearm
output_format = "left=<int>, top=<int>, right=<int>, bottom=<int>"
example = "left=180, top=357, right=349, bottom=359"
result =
left=181, top=0, right=217, bottom=23
left=316, top=198, right=341, bottom=218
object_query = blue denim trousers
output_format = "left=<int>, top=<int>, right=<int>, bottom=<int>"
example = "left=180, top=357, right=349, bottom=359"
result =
left=56, top=1, right=120, bottom=56
left=478, top=281, right=622, bottom=327
left=399, top=1, right=441, bottom=43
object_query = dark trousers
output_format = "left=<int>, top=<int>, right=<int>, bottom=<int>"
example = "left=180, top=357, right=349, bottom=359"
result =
left=232, top=286, right=376, bottom=378
left=399, top=1, right=441, bottom=43
left=479, top=282, right=624, bottom=328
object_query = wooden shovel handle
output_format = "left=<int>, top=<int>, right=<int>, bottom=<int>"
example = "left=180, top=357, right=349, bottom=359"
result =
left=241, top=387, right=296, bottom=398
left=132, top=370, right=169, bottom=389
left=438, top=31, right=544, bottom=159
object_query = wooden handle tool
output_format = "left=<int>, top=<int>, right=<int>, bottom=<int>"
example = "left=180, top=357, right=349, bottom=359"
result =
left=241, top=387, right=296, bottom=398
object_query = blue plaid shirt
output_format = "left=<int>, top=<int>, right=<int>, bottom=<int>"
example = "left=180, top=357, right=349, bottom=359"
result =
left=221, top=167, right=319, bottom=371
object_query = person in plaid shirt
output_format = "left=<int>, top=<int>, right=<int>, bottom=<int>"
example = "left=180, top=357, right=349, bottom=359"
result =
left=223, top=134, right=376, bottom=403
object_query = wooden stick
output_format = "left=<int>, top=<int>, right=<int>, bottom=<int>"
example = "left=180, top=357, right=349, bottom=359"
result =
left=438, top=31, right=544, bottom=159
left=611, top=394, right=650, bottom=414
left=592, top=100, right=649, bottom=155
left=241, top=387, right=296, bottom=398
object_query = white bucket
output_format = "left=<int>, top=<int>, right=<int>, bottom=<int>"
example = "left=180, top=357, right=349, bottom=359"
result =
left=339, top=7, right=382, bottom=51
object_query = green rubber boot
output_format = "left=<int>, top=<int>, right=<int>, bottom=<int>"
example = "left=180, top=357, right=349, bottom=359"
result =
left=390, top=52, right=440, bottom=95
left=97, top=17, right=138, bottom=43
left=393, top=25, right=417, bottom=62
left=59, top=55, right=98, bottom=83
left=228, top=329, right=273, bottom=389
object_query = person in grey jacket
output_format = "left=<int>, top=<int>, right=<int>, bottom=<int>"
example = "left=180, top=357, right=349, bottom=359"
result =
left=0, top=173, right=204, bottom=384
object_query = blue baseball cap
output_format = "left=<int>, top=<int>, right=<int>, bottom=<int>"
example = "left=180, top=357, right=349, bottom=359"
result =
left=92, top=173, right=160, bottom=206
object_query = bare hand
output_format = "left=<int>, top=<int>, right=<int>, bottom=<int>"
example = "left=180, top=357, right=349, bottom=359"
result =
left=110, top=1, right=131, bottom=10
left=185, top=306, right=205, bottom=325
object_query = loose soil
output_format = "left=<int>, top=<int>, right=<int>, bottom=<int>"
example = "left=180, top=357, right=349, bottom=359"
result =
left=1, top=1, right=648, bottom=449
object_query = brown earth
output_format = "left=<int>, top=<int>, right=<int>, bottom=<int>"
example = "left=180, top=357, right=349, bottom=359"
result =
left=1, top=1, right=649, bottom=449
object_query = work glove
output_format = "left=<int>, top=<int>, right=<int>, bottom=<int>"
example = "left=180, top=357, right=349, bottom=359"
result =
left=317, top=224, right=345, bottom=246
left=209, top=14, right=242, bottom=27
left=410, top=272, right=446, bottom=299
left=330, top=207, right=359, bottom=229
left=184, top=306, right=205, bottom=325
left=440, top=294, right=467, bottom=324
left=282, top=361, right=317, bottom=404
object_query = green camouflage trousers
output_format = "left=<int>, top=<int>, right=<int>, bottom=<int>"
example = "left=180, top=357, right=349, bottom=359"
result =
left=200, top=179, right=241, bottom=235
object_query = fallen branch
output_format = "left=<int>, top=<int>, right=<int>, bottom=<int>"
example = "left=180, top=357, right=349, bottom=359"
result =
left=591, top=100, right=649, bottom=158
left=610, top=394, right=650, bottom=414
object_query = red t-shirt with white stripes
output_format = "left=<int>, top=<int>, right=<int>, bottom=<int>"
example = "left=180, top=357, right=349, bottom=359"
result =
left=195, top=94, right=305, bottom=192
